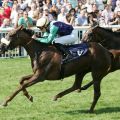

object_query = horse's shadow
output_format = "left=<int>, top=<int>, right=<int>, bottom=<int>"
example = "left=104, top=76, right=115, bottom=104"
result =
left=64, top=107, right=120, bottom=114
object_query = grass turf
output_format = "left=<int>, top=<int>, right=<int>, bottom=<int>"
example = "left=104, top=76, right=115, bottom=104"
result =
left=0, top=58, right=120, bottom=120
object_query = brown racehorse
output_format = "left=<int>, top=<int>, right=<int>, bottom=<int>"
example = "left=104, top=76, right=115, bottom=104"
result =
left=80, top=25, right=120, bottom=90
left=0, top=26, right=120, bottom=113
left=81, top=25, right=120, bottom=49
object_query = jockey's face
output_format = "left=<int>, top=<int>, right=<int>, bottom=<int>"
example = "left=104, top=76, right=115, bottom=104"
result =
left=39, top=27, right=46, bottom=32
left=39, top=25, right=48, bottom=32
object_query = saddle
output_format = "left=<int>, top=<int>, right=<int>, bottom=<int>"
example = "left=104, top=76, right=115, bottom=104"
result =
left=54, top=43, right=89, bottom=63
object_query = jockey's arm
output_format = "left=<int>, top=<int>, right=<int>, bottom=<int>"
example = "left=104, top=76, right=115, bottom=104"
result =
left=36, top=25, right=59, bottom=43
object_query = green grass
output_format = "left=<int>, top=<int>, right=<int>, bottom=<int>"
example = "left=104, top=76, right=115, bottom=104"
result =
left=0, top=58, right=120, bottom=120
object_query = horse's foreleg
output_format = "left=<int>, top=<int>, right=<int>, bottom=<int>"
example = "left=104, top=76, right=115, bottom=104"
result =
left=1, top=73, right=43, bottom=107
left=54, top=72, right=86, bottom=101
left=20, top=74, right=33, bottom=102
left=1, top=85, right=24, bottom=107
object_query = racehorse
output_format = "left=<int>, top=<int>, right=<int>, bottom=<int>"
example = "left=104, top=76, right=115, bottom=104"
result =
left=80, top=25, right=120, bottom=91
left=0, top=26, right=120, bottom=113
left=81, top=25, right=120, bottom=49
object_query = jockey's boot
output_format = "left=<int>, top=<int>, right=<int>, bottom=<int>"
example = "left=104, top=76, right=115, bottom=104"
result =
left=58, top=44, right=73, bottom=60
left=53, top=43, right=73, bottom=60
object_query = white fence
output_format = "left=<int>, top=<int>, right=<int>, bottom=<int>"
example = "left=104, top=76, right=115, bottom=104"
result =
left=0, top=25, right=120, bottom=58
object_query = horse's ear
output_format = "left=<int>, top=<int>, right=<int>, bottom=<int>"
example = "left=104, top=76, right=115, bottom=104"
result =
left=16, top=25, right=24, bottom=31
left=20, top=25, right=24, bottom=30
left=91, top=22, right=99, bottom=30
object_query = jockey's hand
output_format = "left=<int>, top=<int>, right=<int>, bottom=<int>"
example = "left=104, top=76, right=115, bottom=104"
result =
left=32, top=34, right=37, bottom=39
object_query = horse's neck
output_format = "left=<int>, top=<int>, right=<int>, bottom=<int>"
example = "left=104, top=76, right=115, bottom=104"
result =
left=23, top=40, right=40, bottom=59
left=97, top=28, right=120, bottom=47
left=97, top=28, right=113, bottom=39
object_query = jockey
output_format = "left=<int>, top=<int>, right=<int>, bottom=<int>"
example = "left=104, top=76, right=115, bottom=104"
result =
left=33, top=17, right=77, bottom=59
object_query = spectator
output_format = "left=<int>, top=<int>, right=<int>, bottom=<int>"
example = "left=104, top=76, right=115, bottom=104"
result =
left=38, top=8, right=43, bottom=19
left=56, top=0, right=63, bottom=10
left=0, top=14, right=2, bottom=26
left=0, top=7, right=4, bottom=26
left=114, top=0, right=120, bottom=13
left=0, top=18, right=12, bottom=28
left=66, top=2, right=72, bottom=12
left=25, top=6, right=31, bottom=13
left=108, top=11, right=117, bottom=25
left=14, top=10, right=23, bottom=28
left=57, top=6, right=66, bottom=22
left=101, top=4, right=113, bottom=25
left=43, top=8, right=54, bottom=21
left=74, top=6, right=80, bottom=16
left=35, top=0, right=44, bottom=8
left=32, top=10, right=40, bottom=25
left=107, top=0, right=117, bottom=11
left=95, top=0, right=104, bottom=10
left=64, top=8, right=76, bottom=26
left=99, top=16, right=106, bottom=26
left=75, top=9, right=88, bottom=26
left=18, top=11, right=33, bottom=28
left=28, top=2, right=37, bottom=25
left=17, top=0, right=27, bottom=10
left=28, top=2, right=37, bottom=18
left=10, top=4, right=19, bottom=27
left=87, top=4, right=100, bottom=26
left=52, top=0, right=57, bottom=4
left=68, top=0, right=78, bottom=8
left=2, top=0, right=11, bottom=19
left=50, top=3, right=59, bottom=15
left=84, top=0, right=92, bottom=13
left=24, top=0, right=33, bottom=8
left=43, top=0, right=52, bottom=10
left=8, top=0, right=13, bottom=8
left=110, top=10, right=120, bottom=25
left=0, top=0, right=2, bottom=6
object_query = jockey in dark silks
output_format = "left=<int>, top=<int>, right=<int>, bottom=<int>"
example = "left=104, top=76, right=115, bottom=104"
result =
left=33, top=17, right=78, bottom=59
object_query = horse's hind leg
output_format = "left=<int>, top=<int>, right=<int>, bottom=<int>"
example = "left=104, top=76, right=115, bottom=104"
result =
left=81, top=81, right=93, bottom=90
left=20, top=74, right=33, bottom=102
left=54, top=72, right=86, bottom=101
left=89, top=78, right=102, bottom=113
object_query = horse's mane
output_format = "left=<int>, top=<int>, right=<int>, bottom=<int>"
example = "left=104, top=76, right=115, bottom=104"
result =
left=99, top=26, right=120, bottom=37
left=8, top=26, right=35, bottom=37
left=22, top=28, right=35, bottom=37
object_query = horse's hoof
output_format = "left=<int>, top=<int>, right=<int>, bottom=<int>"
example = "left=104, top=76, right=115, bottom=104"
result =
left=76, top=89, right=81, bottom=93
left=53, top=96, right=58, bottom=101
left=29, top=96, right=33, bottom=102
left=0, top=102, right=8, bottom=108
left=89, top=110, right=94, bottom=114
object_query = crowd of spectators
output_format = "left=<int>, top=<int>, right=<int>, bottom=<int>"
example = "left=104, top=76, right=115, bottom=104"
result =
left=0, top=0, right=120, bottom=28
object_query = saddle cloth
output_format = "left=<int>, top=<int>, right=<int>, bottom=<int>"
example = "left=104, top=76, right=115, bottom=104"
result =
left=62, top=42, right=89, bottom=63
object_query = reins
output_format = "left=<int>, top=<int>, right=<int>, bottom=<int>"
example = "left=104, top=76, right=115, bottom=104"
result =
left=25, top=38, right=33, bottom=47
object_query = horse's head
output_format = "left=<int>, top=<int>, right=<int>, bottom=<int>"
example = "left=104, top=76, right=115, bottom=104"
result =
left=0, top=25, right=34, bottom=54
left=81, top=24, right=102, bottom=43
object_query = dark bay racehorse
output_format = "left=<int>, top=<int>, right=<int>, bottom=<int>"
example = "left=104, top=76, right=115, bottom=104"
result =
left=0, top=26, right=120, bottom=113
left=81, top=25, right=120, bottom=49
left=80, top=25, right=120, bottom=90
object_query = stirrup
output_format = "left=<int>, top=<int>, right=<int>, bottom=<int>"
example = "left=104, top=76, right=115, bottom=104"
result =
left=65, top=54, right=73, bottom=60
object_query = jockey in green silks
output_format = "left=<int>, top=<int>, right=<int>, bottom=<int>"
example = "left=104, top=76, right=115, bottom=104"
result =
left=33, top=17, right=78, bottom=59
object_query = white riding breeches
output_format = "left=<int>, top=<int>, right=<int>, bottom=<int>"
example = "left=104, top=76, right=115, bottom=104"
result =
left=54, top=30, right=78, bottom=45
